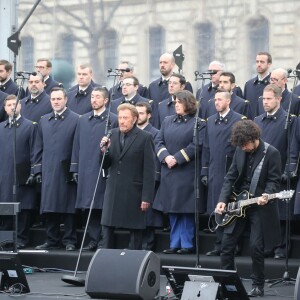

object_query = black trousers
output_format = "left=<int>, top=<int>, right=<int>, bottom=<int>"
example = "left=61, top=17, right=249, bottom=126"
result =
left=82, top=209, right=102, bottom=246
left=45, top=213, right=77, bottom=246
left=102, top=225, right=143, bottom=250
left=221, top=206, right=264, bottom=288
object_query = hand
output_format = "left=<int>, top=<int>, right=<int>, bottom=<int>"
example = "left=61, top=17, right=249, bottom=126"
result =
left=100, top=136, right=111, bottom=152
left=215, top=202, right=226, bottom=214
left=26, top=174, right=35, bottom=185
left=72, top=172, right=78, bottom=184
left=140, top=201, right=150, bottom=212
left=201, top=176, right=208, bottom=186
left=281, top=172, right=288, bottom=182
left=35, top=173, right=42, bottom=184
left=257, top=194, right=268, bottom=205
left=165, top=155, right=177, bottom=168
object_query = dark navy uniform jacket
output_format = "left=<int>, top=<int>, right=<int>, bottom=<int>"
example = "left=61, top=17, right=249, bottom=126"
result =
left=0, top=116, right=37, bottom=209
left=67, top=82, right=100, bottom=115
left=0, top=90, right=8, bottom=122
left=204, top=94, right=249, bottom=119
left=196, top=83, right=243, bottom=118
left=256, top=88, right=300, bottom=117
left=110, top=93, right=153, bottom=115
left=201, top=110, right=245, bottom=214
left=109, top=83, right=147, bottom=100
left=153, top=114, right=206, bottom=214
left=255, top=108, right=297, bottom=219
left=244, top=74, right=271, bottom=119
left=157, top=96, right=175, bottom=129
left=147, top=78, right=193, bottom=128
left=295, top=84, right=300, bottom=96
left=33, top=109, right=79, bottom=214
left=143, top=123, right=163, bottom=227
left=289, top=117, right=300, bottom=214
left=0, top=78, right=25, bottom=98
left=70, top=110, right=118, bottom=210
left=20, top=90, right=52, bottom=123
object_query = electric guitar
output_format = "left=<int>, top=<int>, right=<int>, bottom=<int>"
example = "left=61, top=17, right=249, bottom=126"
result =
left=215, top=190, right=294, bottom=227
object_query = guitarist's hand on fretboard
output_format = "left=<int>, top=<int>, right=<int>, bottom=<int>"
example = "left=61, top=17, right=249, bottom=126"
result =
left=215, top=202, right=226, bottom=214
left=257, top=193, right=269, bottom=205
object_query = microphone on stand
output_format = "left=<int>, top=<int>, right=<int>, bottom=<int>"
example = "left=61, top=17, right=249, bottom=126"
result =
left=100, top=131, right=112, bottom=148
left=201, top=70, right=218, bottom=75
left=16, top=71, right=37, bottom=76
left=115, top=68, right=131, bottom=72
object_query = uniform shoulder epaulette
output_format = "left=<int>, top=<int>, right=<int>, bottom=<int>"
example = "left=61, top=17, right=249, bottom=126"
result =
left=244, top=100, right=250, bottom=103
left=241, top=116, right=247, bottom=120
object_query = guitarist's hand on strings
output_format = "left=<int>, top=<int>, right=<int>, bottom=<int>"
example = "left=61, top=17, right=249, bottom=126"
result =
left=257, top=193, right=269, bottom=205
left=215, top=202, right=226, bottom=214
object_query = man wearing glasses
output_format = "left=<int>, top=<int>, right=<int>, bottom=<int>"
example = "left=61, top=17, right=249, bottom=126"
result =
left=110, top=76, right=153, bottom=115
left=34, top=58, right=63, bottom=95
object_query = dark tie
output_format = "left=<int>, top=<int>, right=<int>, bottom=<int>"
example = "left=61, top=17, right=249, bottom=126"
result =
left=120, top=133, right=126, bottom=150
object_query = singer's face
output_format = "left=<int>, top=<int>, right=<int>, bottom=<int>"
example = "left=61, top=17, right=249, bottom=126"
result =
left=136, top=106, right=150, bottom=126
left=168, top=76, right=185, bottom=95
left=91, top=90, right=108, bottom=111
left=28, top=75, right=45, bottom=96
left=214, top=92, right=230, bottom=113
left=256, top=55, right=271, bottom=74
left=0, top=65, right=11, bottom=82
left=159, top=54, right=175, bottom=77
left=208, top=63, right=222, bottom=85
left=35, top=60, right=50, bottom=77
left=4, top=99, right=21, bottom=118
left=50, top=90, right=67, bottom=113
left=77, top=67, right=92, bottom=87
left=218, top=75, right=235, bottom=92
left=118, top=108, right=137, bottom=133
left=262, top=90, right=281, bottom=114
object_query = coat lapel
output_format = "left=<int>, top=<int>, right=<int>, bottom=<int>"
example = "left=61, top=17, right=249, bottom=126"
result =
left=119, top=127, right=139, bottom=159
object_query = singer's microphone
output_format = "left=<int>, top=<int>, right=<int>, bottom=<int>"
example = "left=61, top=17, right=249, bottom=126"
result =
left=202, top=70, right=218, bottom=75
left=17, top=71, right=37, bottom=76
left=115, top=68, right=131, bottom=72
left=107, top=68, right=113, bottom=73
left=100, top=131, right=112, bottom=148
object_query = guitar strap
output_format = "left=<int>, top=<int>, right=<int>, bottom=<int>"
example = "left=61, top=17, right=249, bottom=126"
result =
left=249, top=142, right=270, bottom=197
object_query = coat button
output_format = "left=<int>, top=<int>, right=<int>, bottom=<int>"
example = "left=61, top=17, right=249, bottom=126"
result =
left=117, top=171, right=121, bottom=175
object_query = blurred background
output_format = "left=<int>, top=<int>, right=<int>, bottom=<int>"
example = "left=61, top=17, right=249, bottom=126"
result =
left=1, top=0, right=299, bottom=91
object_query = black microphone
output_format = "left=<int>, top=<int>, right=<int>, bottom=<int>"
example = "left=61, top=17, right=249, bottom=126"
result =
left=201, top=70, right=218, bottom=75
left=100, top=131, right=112, bottom=148
left=115, top=68, right=131, bottom=72
left=107, top=68, right=113, bottom=73
left=17, top=71, right=37, bottom=76
left=287, top=68, right=293, bottom=77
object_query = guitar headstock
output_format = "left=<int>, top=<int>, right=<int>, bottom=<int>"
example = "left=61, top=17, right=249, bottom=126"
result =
left=276, top=190, right=295, bottom=200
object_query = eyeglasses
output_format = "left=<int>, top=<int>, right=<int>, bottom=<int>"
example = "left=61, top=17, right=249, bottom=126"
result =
left=270, top=77, right=285, bottom=83
left=35, top=66, right=46, bottom=69
left=121, top=83, right=134, bottom=87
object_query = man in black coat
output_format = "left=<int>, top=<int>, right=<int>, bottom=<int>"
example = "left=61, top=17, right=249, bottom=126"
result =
left=216, top=120, right=281, bottom=297
left=100, top=103, right=156, bottom=250
left=0, top=59, right=25, bottom=98
left=20, top=72, right=52, bottom=122
left=34, top=88, right=80, bottom=251
left=244, top=52, right=272, bottom=119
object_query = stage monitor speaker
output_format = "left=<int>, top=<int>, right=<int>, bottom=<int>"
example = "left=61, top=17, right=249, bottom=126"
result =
left=181, top=281, right=219, bottom=300
left=85, top=249, right=160, bottom=300
left=295, top=267, right=300, bottom=300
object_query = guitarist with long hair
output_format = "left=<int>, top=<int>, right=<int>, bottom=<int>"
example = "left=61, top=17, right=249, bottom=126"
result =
left=215, top=120, right=281, bottom=298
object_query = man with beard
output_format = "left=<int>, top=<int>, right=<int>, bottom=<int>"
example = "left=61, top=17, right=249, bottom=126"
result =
left=0, top=59, right=25, bottom=97
left=71, top=87, right=118, bottom=251
left=20, top=72, right=52, bottom=122
left=244, top=52, right=272, bottom=119
left=147, top=53, right=193, bottom=128
left=135, top=102, right=163, bottom=250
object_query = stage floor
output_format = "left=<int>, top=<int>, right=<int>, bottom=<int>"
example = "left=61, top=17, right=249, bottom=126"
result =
left=0, top=271, right=296, bottom=299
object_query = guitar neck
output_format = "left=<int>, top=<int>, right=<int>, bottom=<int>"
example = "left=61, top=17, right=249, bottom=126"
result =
left=239, top=193, right=277, bottom=207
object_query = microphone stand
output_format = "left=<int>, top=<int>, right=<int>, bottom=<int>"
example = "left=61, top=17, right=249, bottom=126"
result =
left=61, top=69, right=119, bottom=286
left=269, top=73, right=299, bottom=287
left=8, top=74, right=27, bottom=252
left=194, top=72, right=210, bottom=267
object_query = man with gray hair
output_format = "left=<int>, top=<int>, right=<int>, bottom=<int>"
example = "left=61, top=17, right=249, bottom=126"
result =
left=256, top=68, right=300, bottom=116
left=20, top=72, right=52, bottom=122
left=196, top=60, right=243, bottom=118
